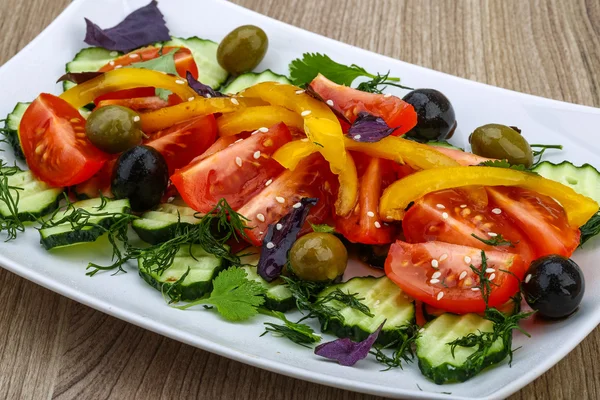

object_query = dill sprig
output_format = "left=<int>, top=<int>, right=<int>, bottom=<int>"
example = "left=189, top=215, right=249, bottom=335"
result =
left=471, top=233, right=517, bottom=247
left=530, top=144, right=563, bottom=168
left=369, top=323, right=420, bottom=370
left=260, top=310, right=321, bottom=348
left=356, top=71, right=413, bottom=93
left=0, top=161, right=25, bottom=241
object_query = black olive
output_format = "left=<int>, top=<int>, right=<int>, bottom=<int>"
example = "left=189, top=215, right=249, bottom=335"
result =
left=111, top=145, right=169, bottom=212
left=402, top=89, right=457, bottom=142
left=356, top=244, right=391, bottom=269
left=523, top=255, right=585, bottom=319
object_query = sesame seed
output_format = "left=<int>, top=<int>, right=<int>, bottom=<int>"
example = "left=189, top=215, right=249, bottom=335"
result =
left=300, top=138, right=309, bottom=142
left=109, top=60, right=115, bottom=66
left=235, top=157, right=243, bottom=167
left=384, top=93, right=392, bottom=98
left=293, top=202, right=302, bottom=209
left=431, top=260, right=439, bottom=268
left=206, top=93, right=212, bottom=98
left=471, top=287, right=481, bottom=291
left=167, top=197, right=175, bottom=203
left=439, top=253, right=448, bottom=262
left=442, top=212, right=449, bottom=219
left=129, top=53, right=139, bottom=58
left=525, top=274, right=532, bottom=283
left=234, top=138, right=243, bottom=143
left=437, top=291, right=444, bottom=301
left=367, top=211, right=375, bottom=217
left=488, top=232, right=498, bottom=237
left=115, top=65, right=123, bottom=69
left=436, top=204, right=445, bottom=209
left=489, top=273, right=496, bottom=281
left=432, top=271, right=442, bottom=279
left=464, top=256, right=472, bottom=264
left=460, top=204, right=467, bottom=208
left=256, top=213, right=265, bottom=222
left=492, top=208, right=502, bottom=215
left=133, top=116, right=140, bottom=122
left=188, top=97, right=195, bottom=101
left=326, top=99, right=334, bottom=106
left=419, top=328, right=425, bottom=333
left=251, top=130, right=259, bottom=135
left=275, top=196, right=285, bottom=204
left=231, top=98, right=239, bottom=105
left=276, top=223, right=283, bottom=231
left=485, top=268, right=495, bottom=273
left=109, top=51, right=118, bottom=57
left=374, top=221, right=382, bottom=228
left=259, top=231, right=264, bottom=234
left=295, top=89, right=305, bottom=94
left=266, top=242, right=275, bottom=249
left=175, top=79, right=186, bottom=84
left=353, top=135, right=362, bottom=140
left=459, top=271, right=468, bottom=280
left=301, top=110, right=312, bottom=117
left=430, top=278, right=440, bottom=284
left=253, top=151, right=261, bottom=159
left=265, top=179, right=273, bottom=186
left=259, top=127, right=269, bottom=132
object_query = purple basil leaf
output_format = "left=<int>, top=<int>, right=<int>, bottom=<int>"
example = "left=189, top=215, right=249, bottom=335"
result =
left=257, top=198, right=317, bottom=282
left=186, top=72, right=226, bottom=98
left=314, top=321, right=385, bottom=366
left=56, top=71, right=104, bottom=85
left=84, top=0, right=170, bottom=53
left=348, top=112, right=397, bottom=143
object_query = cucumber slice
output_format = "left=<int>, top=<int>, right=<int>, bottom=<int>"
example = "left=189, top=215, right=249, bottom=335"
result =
left=138, top=244, right=227, bottom=301
left=63, top=47, right=121, bottom=92
left=422, top=298, right=520, bottom=322
left=316, top=276, right=415, bottom=346
left=239, top=250, right=295, bottom=312
left=39, top=198, right=130, bottom=250
left=416, top=313, right=509, bottom=384
left=0, top=168, right=63, bottom=221
left=163, top=37, right=228, bottom=89
left=221, top=70, right=291, bottom=94
left=2, top=102, right=30, bottom=161
left=532, top=161, right=600, bottom=205
left=132, top=202, right=201, bottom=244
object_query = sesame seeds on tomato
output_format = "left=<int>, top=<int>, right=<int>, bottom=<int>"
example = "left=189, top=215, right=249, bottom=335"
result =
left=367, top=211, right=375, bottom=217
left=485, top=268, right=495, bottom=273
left=442, top=212, right=449, bottom=220
left=431, top=259, right=439, bottom=268
left=459, top=271, right=468, bottom=280
left=265, top=179, right=273, bottom=186
left=436, top=204, right=445, bottom=209
left=464, top=256, right=472, bottom=264
left=432, top=271, right=442, bottom=279
left=253, top=151, right=261, bottom=159
left=492, top=208, right=502, bottom=214
left=275, top=196, right=285, bottom=204
left=235, top=157, right=243, bottom=167
left=439, top=253, right=448, bottom=262
left=256, top=213, right=265, bottom=222
left=488, top=232, right=498, bottom=237
left=259, top=127, right=269, bottom=133
left=437, top=291, right=445, bottom=301
left=430, top=278, right=440, bottom=284
left=326, top=99, right=334, bottom=106
left=374, top=221, right=382, bottom=229
left=292, top=202, right=302, bottom=209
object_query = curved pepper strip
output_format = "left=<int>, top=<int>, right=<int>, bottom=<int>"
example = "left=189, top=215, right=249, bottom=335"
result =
left=272, top=139, right=358, bottom=217
left=344, top=136, right=459, bottom=170
left=60, top=68, right=197, bottom=109
left=216, top=105, right=304, bottom=136
left=379, top=166, right=599, bottom=227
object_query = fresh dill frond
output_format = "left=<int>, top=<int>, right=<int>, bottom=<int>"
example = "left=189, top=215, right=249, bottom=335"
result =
left=260, top=310, right=321, bottom=347
left=471, top=233, right=517, bottom=247
left=355, top=71, right=413, bottom=93
left=370, top=323, right=419, bottom=370
left=0, top=161, right=25, bottom=241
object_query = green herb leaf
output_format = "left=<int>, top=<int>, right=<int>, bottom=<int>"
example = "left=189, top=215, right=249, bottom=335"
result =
left=177, top=268, right=266, bottom=321
left=370, top=323, right=419, bottom=370
left=127, top=49, right=178, bottom=101
left=471, top=233, right=517, bottom=247
left=355, top=71, right=413, bottom=93
left=479, top=159, right=538, bottom=175
left=309, top=223, right=336, bottom=234
left=530, top=144, right=563, bottom=168
left=0, top=161, right=25, bottom=240
left=289, top=53, right=375, bottom=87
left=579, top=212, right=600, bottom=246
left=261, top=310, right=321, bottom=347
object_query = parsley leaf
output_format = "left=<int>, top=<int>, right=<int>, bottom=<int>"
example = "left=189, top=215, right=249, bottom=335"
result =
left=309, top=223, right=336, bottom=234
left=177, top=268, right=266, bottom=321
left=127, top=50, right=178, bottom=101
left=480, top=159, right=538, bottom=175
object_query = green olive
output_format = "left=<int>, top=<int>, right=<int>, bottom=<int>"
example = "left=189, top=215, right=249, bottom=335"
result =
left=86, top=105, right=143, bottom=154
left=470, top=124, right=533, bottom=167
left=289, top=232, right=348, bottom=282
left=217, top=25, right=268, bottom=75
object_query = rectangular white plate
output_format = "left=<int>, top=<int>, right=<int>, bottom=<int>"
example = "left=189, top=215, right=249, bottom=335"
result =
left=1, top=1, right=600, bottom=399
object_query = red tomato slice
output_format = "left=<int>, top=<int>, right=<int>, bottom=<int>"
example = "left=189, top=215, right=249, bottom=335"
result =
left=144, top=115, right=217, bottom=174
left=171, top=122, right=292, bottom=213
left=237, top=154, right=336, bottom=246
left=335, top=155, right=397, bottom=244
left=308, top=74, right=417, bottom=135
left=385, top=240, right=526, bottom=313
left=432, top=146, right=496, bottom=166
left=487, top=187, right=580, bottom=258
left=19, top=93, right=108, bottom=187
left=403, top=188, right=536, bottom=264
left=96, top=96, right=170, bottom=112
left=94, top=87, right=156, bottom=104
left=99, top=46, right=198, bottom=79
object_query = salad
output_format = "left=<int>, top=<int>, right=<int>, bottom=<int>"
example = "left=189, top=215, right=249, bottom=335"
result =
left=1, top=0, right=598, bottom=385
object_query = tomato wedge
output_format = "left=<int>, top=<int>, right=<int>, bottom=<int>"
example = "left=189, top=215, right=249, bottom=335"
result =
left=237, top=154, right=336, bottom=246
left=144, top=115, right=217, bottom=174
left=403, top=189, right=535, bottom=263
left=19, top=93, right=108, bottom=187
left=171, top=122, right=292, bottom=212
left=96, top=96, right=170, bottom=112
left=487, top=187, right=580, bottom=258
left=431, top=146, right=496, bottom=166
left=99, top=46, right=198, bottom=79
left=335, top=155, right=397, bottom=244
left=308, top=74, right=417, bottom=135
left=385, top=240, right=527, bottom=313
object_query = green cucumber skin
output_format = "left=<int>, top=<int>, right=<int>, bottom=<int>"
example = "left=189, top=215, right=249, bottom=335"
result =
left=263, top=295, right=296, bottom=313
left=417, top=337, right=511, bottom=385
left=317, top=315, right=415, bottom=346
left=18, top=196, right=62, bottom=222
left=3, top=102, right=30, bottom=161
left=132, top=222, right=192, bottom=245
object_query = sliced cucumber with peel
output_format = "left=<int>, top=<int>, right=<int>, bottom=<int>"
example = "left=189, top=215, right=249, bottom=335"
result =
left=132, top=202, right=201, bottom=244
left=220, top=70, right=291, bottom=94
left=63, top=47, right=121, bottom=91
left=532, top=161, right=600, bottom=205
left=2, top=102, right=30, bottom=161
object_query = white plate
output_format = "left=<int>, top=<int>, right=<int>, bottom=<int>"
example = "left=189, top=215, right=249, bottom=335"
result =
left=1, top=1, right=599, bottom=399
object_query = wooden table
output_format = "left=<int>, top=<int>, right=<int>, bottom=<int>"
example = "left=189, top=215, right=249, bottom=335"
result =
left=1, top=1, right=599, bottom=399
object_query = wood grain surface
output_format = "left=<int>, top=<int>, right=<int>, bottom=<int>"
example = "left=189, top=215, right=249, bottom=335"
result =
left=1, top=0, right=599, bottom=399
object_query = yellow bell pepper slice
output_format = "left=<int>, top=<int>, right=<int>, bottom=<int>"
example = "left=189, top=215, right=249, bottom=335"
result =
left=60, top=68, right=197, bottom=109
left=344, top=136, right=459, bottom=169
left=216, top=105, right=304, bottom=136
left=379, top=166, right=599, bottom=227
left=273, top=140, right=317, bottom=170
left=240, top=82, right=347, bottom=173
